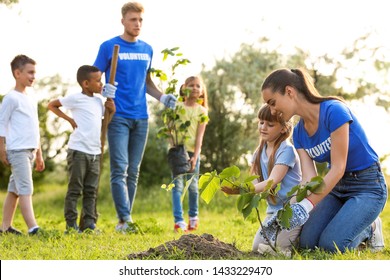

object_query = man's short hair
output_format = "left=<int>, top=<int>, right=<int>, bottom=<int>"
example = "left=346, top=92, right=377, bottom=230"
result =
left=121, top=2, right=144, bottom=17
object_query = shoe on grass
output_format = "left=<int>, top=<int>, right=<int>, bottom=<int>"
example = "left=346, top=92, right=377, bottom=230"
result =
left=116, top=222, right=142, bottom=234
left=3, top=226, right=23, bottom=235
left=367, top=217, right=385, bottom=252
left=80, top=223, right=101, bottom=234
left=174, top=221, right=188, bottom=233
left=28, top=227, right=41, bottom=236
left=188, top=216, right=199, bottom=231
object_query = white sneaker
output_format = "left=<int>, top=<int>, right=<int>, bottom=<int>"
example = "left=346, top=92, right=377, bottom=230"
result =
left=115, top=222, right=126, bottom=232
left=174, top=221, right=188, bottom=233
left=258, top=243, right=274, bottom=255
left=367, top=217, right=385, bottom=252
left=116, top=222, right=140, bottom=233
left=258, top=243, right=292, bottom=257
left=188, top=216, right=199, bottom=231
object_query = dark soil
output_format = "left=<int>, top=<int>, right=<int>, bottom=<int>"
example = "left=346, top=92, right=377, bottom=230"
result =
left=127, top=233, right=246, bottom=260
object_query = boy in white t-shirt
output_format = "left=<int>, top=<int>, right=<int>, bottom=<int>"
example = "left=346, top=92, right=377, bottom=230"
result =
left=0, top=54, right=45, bottom=235
left=48, top=65, right=115, bottom=232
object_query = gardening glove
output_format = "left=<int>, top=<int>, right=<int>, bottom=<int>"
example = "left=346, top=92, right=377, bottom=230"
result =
left=284, top=198, right=314, bottom=231
left=160, top=94, right=177, bottom=109
left=102, top=83, right=117, bottom=98
left=260, top=214, right=279, bottom=243
left=259, top=198, right=314, bottom=241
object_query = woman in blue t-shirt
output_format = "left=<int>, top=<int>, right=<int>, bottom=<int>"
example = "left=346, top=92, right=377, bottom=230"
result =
left=260, top=68, right=388, bottom=253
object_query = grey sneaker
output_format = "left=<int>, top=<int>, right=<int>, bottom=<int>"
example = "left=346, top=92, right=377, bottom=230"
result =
left=116, top=222, right=142, bottom=234
left=367, top=217, right=384, bottom=252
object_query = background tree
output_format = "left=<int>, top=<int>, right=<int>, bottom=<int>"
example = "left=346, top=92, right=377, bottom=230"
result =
left=0, top=0, right=18, bottom=6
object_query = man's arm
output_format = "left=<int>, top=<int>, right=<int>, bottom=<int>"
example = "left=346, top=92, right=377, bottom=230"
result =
left=145, top=72, right=163, bottom=100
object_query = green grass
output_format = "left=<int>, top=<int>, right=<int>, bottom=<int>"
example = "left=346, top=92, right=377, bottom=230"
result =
left=0, top=181, right=389, bottom=260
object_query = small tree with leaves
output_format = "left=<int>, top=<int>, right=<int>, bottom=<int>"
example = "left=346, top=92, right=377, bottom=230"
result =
left=151, top=47, right=208, bottom=177
left=162, top=165, right=324, bottom=253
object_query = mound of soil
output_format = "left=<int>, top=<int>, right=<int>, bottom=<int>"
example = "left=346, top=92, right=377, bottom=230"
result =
left=127, top=233, right=245, bottom=260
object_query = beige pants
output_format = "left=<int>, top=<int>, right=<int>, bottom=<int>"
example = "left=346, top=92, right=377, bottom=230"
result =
left=252, top=221, right=302, bottom=254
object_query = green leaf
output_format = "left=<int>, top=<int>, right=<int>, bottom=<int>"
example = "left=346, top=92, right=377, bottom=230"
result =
left=243, top=175, right=259, bottom=183
left=273, top=183, right=281, bottom=194
left=286, top=184, right=300, bottom=197
left=237, top=193, right=254, bottom=212
left=162, top=52, right=169, bottom=61
left=264, top=180, right=274, bottom=191
left=181, top=175, right=195, bottom=202
left=219, top=165, right=240, bottom=179
left=250, top=195, right=261, bottom=209
left=221, top=179, right=234, bottom=188
left=296, top=189, right=307, bottom=202
left=278, top=204, right=293, bottom=228
left=307, top=176, right=325, bottom=193
left=242, top=204, right=253, bottom=219
left=200, top=175, right=221, bottom=204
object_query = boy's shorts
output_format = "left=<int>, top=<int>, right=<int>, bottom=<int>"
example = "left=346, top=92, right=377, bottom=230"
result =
left=7, top=149, right=36, bottom=195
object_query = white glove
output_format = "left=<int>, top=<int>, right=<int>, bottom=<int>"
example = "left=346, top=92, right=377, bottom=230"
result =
left=260, top=198, right=314, bottom=241
left=286, top=198, right=313, bottom=230
left=160, top=94, right=177, bottom=109
left=260, top=215, right=280, bottom=243
left=102, top=83, right=117, bottom=98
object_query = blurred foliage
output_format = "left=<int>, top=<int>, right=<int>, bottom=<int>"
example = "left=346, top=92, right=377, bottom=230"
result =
left=0, top=0, right=18, bottom=5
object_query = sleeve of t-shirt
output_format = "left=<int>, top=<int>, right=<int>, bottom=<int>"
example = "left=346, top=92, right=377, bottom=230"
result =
left=292, top=124, right=303, bottom=150
left=274, top=144, right=296, bottom=169
left=0, top=96, right=16, bottom=136
left=93, top=42, right=110, bottom=74
left=59, top=94, right=77, bottom=110
left=326, top=101, right=353, bottom=133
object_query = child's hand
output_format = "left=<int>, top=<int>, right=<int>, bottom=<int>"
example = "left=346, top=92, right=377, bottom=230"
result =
left=104, top=99, right=116, bottom=114
left=68, top=119, right=77, bottom=130
left=221, top=186, right=240, bottom=195
left=0, top=150, right=9, bottom=166
left=35, top=150, right=45, bottom=172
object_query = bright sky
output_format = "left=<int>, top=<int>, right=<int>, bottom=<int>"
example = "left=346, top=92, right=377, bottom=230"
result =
left=1, top=0, right=390, bottom=172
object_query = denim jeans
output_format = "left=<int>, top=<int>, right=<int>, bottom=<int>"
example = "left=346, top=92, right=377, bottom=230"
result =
left=107, top=116, right=149, bottom=223
left=172, top=152, right=200, bottom=223
left=65, top=149, right=100, bottom=229
left=300, top=162, right=388, bottom=253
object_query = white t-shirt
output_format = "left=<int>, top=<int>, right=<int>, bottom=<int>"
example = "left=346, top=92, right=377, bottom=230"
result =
left=59, top=92, right=104, bottom=155
left=0, top=90, right=40, bottom=150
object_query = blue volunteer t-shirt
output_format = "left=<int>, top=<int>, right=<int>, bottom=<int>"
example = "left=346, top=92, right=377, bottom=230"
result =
left=93, top=36, right=153, bottom=119
left=293, top=100, right=378, bottom=172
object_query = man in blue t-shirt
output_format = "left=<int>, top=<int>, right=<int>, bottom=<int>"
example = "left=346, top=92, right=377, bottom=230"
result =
left=94, top=2, right=176, bottom=233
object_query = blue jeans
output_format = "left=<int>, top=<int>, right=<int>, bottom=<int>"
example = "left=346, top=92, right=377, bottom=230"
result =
left=300, top=162, right=388, bottom=253
left=172, top=152, right=199, bottom=223
left=107, top=116, right=149, bottom=223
